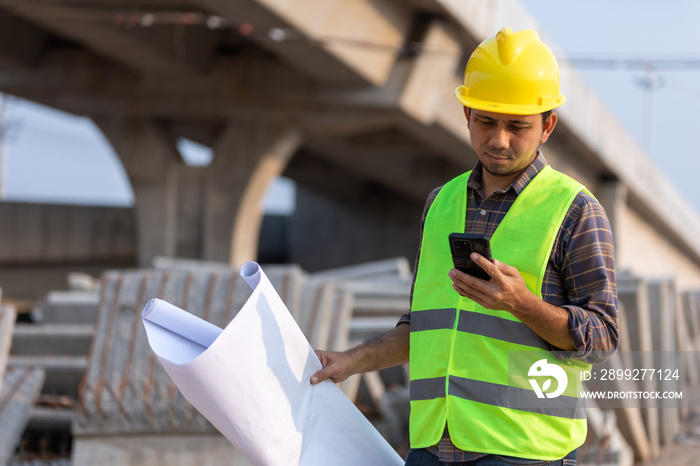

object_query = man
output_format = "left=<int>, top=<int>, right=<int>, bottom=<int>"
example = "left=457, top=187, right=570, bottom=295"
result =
left=311, top=27, right=618, bottom=465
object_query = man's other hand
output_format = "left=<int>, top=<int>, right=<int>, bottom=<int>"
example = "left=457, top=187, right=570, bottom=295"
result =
left=310, top=350, right=354, bottom=385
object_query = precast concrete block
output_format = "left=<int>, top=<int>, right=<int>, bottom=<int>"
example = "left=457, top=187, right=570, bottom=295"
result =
left=617, top=274, right=654, bottom=352
left=615, top=274, right=659, bottom=456
left=326, top=291, right=353, bottom=352
left=299, top=283, right=334, bottom=349
left=308, top=256, right=412, bottom=283
left=583, top=351, right=651, bottom=462
left=7, top=355, right=87, bottom=398
left=153, top=257, right=306, bottom=321
left=34, top=291, right=99, bottom=325
left=0, top=304, right=16, bottom=393
left=11, top=323, right=94, bottom=356
left=0, top=366, right=46, bottom=465
left=647, top=279, right=681, bottom=447
left=676, top=296, right=700, bottom=387
left=680, top=293, right=700, bottom=385
left=682, top=293, right=700, bottom=352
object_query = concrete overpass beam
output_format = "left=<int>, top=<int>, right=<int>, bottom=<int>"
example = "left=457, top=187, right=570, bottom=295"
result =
left=206, top=120, right=302, bottom=267
left=198, top=0, right=411, bottom=85
left=0, top=1, right=200, bottom=77
left=398, top=21, right=461, bottom=125
left=395, top=20, right=471, bottom=166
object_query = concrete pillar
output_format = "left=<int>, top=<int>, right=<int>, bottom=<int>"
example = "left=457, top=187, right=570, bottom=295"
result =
left=596, top=178, right=628, bottom=255
left=97, top=118, right=182, bottom=267
left=206, top=120, right=302, bottom=267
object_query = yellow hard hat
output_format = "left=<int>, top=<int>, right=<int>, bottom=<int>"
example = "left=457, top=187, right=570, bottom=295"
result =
left=454, top=27, right=565, bottom=115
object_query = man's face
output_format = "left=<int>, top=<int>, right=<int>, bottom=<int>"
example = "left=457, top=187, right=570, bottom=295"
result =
left=465, top=108, right=557, bottom=178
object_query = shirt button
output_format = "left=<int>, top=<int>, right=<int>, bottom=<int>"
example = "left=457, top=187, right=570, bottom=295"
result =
left=480, top=209, right=487, bottom=216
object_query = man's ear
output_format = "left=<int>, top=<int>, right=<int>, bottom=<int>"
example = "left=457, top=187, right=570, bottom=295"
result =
left=541, top=112, right=558, bottom=144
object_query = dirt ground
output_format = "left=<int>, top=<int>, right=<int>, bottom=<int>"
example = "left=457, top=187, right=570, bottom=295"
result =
left=635, top=439, right=700, bottom=466
left=635, top=388, right=700, bottom=466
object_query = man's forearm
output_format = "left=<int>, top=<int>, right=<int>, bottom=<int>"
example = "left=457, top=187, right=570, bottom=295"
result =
left=349, top=322, right=410, bottom=373
left=310, top=322, right=410, bottom=384
left=510, top=293, right=575, bottom=351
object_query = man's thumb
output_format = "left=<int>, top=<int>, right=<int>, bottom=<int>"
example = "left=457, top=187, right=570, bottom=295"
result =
left=310, top=369, right=326, bottom=385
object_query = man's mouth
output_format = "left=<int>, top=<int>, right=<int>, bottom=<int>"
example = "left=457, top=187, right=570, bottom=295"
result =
left=485, top=153, right=510, bottom=162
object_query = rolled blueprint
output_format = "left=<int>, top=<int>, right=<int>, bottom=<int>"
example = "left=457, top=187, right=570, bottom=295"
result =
left=142, top=261, right=404, bottom=466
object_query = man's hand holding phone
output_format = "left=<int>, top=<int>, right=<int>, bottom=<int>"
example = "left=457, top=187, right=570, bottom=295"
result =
left=449, top=233, right=532, bottom=314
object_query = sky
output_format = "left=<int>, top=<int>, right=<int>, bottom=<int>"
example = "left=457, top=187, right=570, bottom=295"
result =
left=1, top=0, right=699, bottom=214
left=520, top=0, right=700, bottom=212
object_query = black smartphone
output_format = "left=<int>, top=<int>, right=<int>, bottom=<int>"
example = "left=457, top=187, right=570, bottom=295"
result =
left=449, top=233, right=493, bottom=281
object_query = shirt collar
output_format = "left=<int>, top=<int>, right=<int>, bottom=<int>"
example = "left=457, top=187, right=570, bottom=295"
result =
left=467, top=151, right=548, bottom=197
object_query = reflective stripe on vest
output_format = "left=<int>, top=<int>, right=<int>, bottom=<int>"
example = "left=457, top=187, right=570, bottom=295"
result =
left=409, top=165, right=591, bottom=460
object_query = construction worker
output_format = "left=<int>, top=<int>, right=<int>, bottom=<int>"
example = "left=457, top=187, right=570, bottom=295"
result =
left=311, top=27, right=618, bottom=465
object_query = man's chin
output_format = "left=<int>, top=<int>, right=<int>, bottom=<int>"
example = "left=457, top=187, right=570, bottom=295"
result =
left=483, top=164, right=517, bottom=177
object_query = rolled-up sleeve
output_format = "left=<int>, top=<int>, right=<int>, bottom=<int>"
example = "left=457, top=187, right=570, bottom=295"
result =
left=556, top=192, right=619, bottom=364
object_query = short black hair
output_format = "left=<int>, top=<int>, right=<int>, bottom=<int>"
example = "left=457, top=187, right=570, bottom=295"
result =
left=541, top=110, right=552, bottom=126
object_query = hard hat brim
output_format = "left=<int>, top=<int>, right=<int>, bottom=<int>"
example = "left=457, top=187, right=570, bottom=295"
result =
left=455, top=86, right=566, bottom=115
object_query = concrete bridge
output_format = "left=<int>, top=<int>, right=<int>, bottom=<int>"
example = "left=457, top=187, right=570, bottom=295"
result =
left=1, top=0, right=700, bottom=290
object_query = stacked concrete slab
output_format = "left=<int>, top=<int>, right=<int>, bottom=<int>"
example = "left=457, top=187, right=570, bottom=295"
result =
left=0, top=300, right=46, bottom=465
left=581, top=272, right=700, bottom=464
left=577, top=399, right=634, bottom=466
left=0, top=366, right=46, bottom=465
left=4, top=286, right=99, bottom=464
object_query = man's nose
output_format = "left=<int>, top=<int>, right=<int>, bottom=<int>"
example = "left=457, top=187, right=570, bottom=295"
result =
left=489, top=126, right=509, bottom=149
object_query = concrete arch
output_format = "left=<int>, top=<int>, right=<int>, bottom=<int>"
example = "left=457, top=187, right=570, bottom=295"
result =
left=97, top=116, right=302, bottom=267
left=223, top=123, right=303, bottom=267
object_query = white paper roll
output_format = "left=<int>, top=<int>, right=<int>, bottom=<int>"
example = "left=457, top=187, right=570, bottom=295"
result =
left=142, top=261, right=404, bottom=466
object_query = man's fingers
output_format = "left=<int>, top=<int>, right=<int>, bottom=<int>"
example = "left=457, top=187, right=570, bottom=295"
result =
left=310, top=369, right=327, bottom=385
left=470, top=253, right=498, bottom=276
left=310, top=350, right=350, bottom=384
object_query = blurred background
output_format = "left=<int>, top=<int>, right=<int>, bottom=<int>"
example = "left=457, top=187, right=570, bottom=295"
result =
left=1, top=0, right=699, bottom=465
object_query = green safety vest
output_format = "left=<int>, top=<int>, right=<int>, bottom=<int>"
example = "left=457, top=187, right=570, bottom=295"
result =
left=410, top=165, right=591, bottom=460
